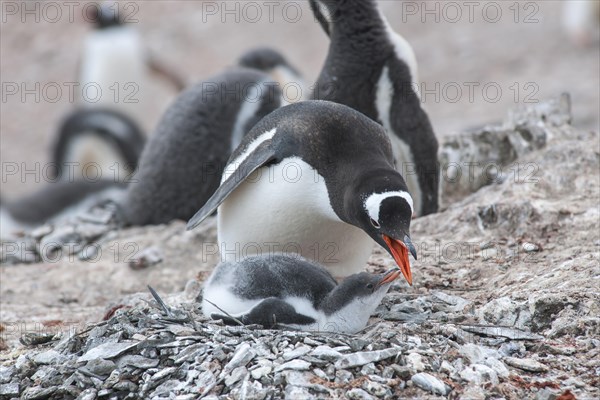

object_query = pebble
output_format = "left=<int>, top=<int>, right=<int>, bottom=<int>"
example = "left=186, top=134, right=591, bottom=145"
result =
left=0, top=382, right=19, bottom=397
left=116, top=355, right=159, bottom=369
left=75, top=388, right=97, bottom=400
left=78, top=341, right=139, bottom=362
left=33, top=350, right=65, bottom=365
left=225, top=366, right=248, bottom=386
left=459, top=364, right=499, bottom=385
left=250, top=366, right=271, bottom=380
left=310, top=345, right=342, bottom=361
left=282, top=345, right=311, bottom=361
left=335, top=369, right=354, bottom=384
left=232, top=380, right=268, bottom=400
left=274, top=359, right=311, bottom=372
left=84, top=359, right=113, bottom=375
left=285, top=385, right=315, bottom=400
left=335, top=347, right=401, bottom=369
left=221, top=342, right=256, bottom=376
left=129, top=246, right=164, bottom=270
left=362, top=379, right=389, bottom=397
left=406, top=352, right=425, bottom=372
left=522, top=242, right=540, bottom=252
left=346, top=388, right=376, bottom=400
left=504, top=357, right=549, bottom=372
left=483, top=357, right=509, bottom=378
left=411, top=373, right=450, bottom=396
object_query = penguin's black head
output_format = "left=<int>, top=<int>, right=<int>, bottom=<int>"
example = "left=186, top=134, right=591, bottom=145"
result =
left=347, top=172, right=417, bottom=285
left=89, top=3, right=122, bottom=29
left=238, top=48, right=294, bottom=73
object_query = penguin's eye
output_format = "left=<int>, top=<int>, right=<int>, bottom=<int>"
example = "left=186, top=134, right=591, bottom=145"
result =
left=370, top=218, right=380, bottom=229
left=366, top=283, right=374, bottom=289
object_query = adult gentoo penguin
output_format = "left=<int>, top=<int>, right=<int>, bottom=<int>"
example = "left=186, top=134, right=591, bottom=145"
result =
left=121, top=68, right=283, bottom=226
left=309, top=0, right=439, bottom=216
left=187, top=101, right=417, bottom=282
left=203, top=254, right=402, bottom=333
left=51, top=108, right=145, bottom=181
left=238, top=48, right=307, bottom=105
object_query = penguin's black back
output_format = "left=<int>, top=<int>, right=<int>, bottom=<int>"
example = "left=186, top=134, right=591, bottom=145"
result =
left=229, top=101, right=402, bottom=220
left=310, top=0, right=396, bottom=117
left=209, top=254, right=338, bottom=308
left=123, top=67, right=281, bottom=225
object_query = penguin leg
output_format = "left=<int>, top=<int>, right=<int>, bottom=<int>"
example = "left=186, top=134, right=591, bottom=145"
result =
left=211, top=298, right=316, bottom=329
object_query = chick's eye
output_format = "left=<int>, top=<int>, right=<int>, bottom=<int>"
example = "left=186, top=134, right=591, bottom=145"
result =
left=370, top=218, right=380, bottom=229
left=366, top=283, right=374, bottom=289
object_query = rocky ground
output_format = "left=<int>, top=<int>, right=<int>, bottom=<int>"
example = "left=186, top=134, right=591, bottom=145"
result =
left=1, top=96, right=598, bottom=399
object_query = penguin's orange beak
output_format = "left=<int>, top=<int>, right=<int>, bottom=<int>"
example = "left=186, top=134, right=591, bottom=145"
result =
left=382, top=235, right=413, bottom=286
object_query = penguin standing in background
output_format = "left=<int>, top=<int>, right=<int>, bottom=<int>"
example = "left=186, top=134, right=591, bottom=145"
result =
left=79, top=2, right=185, bottom=129
left=238, top=48, right=308, bottom=105
left=51, top=108, right=145, bottom=182
left=187, top=101, right=417, bottom=281
left=121, top=68, right=283, bottom=226
left=309, top=0, right=439, bottom=217
left=203, top=254, right=402, bottom=333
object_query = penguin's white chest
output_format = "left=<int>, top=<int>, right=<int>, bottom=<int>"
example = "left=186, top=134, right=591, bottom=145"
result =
left=79, top=27, right=147, bottom=125
left=217, top=158, right=374, bottom=277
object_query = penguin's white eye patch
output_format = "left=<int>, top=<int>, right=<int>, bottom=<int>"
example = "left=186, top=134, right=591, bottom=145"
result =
left=370, top=218, right=380, bottom=229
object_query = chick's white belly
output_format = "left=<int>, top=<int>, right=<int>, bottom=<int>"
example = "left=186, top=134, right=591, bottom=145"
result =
left=217, top=158, right=374, bottom=277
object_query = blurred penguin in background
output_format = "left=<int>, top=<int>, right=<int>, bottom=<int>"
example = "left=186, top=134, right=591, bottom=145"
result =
left=238, top=47, right=308, bottom=105
left=79, top=1, right=186, bottom=131
left=563, top=0, right=600, bottom=47
left=50, top=108, right=146, bottom=182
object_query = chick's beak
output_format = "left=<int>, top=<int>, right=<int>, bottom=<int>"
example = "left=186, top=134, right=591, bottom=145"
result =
left=375, top=268, right=402, bottom=289
left=382, top=234, right=416, bottom=286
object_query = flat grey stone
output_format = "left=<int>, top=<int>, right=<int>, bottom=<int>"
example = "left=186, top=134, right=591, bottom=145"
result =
left=0, top=365, right=14, bottom=384
left=75, top=388, right=97, bottom=400
left=346, top=388, right=376, bottom=400
left=275, top=359, right=311, bottom=372
left=116, top=355, right=159, bottom=369
left=411, top=372, right=450, bottom=396
left=310, top=345, right=342, bottom=361
left=504, top=357, right=549, bottom=372
left=78, top=341, right=139, bottom=362
left=335, top=347, right=401, bottom=369
left=224, top=366, right=248, bottom=387
left=33, top=350, right=65, bottom=365
left=0, top=382, right=19, bottom=396
left=282, top=345, right=311, bottom=361
left=85, top=359, right=116, bottom=376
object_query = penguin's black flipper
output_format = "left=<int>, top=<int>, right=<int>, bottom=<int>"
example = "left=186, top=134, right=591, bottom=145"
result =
left=186, top=142, right=276, bottom=230
left=211, top=298, right=316, bottom=329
